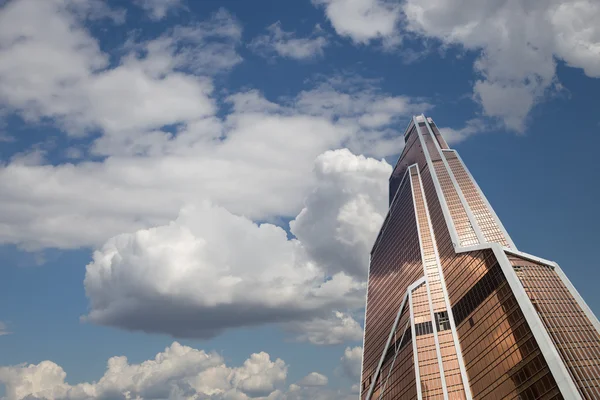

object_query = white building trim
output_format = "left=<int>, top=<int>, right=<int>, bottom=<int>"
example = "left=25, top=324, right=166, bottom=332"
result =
left=554, top=265, right=600, bottom=336
left=359, top=254, right=372, bottom=396
left=409, top=165, right=449, bottom=400
left=503, top=247, right=556, bottom=266
left=503, top=247, right=600, bottom=334
left=371, top=164, right=413, bottom=255
left=410, top=283, right=423, bottom=400
left=449, top=150, right=517, bottom=250
left=413, top=116, right=461, bottom=249
left=451, top=243, right=583, bottom=399
left=414, top=167, right=473, bottom=399
left=365, top=277, right=426, bottom=400
left=421, top=115, right=486, bottom=245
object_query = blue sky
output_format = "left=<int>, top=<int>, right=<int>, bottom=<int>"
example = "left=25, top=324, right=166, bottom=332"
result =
left=0, top=0, right=599, bottom=399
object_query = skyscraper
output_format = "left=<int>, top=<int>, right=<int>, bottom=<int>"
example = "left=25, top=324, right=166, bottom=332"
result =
left=360, top=115, right=600, bottom=400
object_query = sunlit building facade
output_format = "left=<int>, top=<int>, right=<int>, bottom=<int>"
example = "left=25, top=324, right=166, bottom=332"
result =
left=360, top=115, right=600, bottom=400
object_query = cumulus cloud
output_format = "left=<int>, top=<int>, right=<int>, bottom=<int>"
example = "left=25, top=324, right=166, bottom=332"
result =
left=402, top=0, right=600, bottom=131
left=0, top=77, right=417, bottom=251
left=0, top=342, right=288, bottom=400
left=133, top=0, right=183, bottom=20
left=313, top=0, right=600, bottom=131
left=0, top=2, right=423, bottom=254
left=283, top=311, right=363, bottom=345
left=83, top=199, right=365, bottom=338
left=0, top=0, right=240, bottom=137
left=82, top=149, right=390, bottom=339
left=0, top=343, right=363, bottom=400
left=312, top=0, right=401, bottom=45
left=291, top=149, right=390, bottom=278
left=250, top=22, right=329, bottom=60
left=297, top=372, right=328, bottom=387
left=0, top=0, right=411, bottom=348
left=339, top=346, right=362, bottom=382
left=0, top=1, right=420, bottom=252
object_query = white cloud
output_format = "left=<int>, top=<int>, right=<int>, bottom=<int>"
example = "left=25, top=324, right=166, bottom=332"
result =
left=312, top=0, right=600, bottom=131
left=283, top=311, right=363, bottom=345
left=549, top=1, right=600, bottom=78
left=66, top=0, right=127, bottom=24
left=125, top=9, right=243, bottom=76
left=402, top=0, right=600, bottom=131
left=250, top=22, right=328, bottom=60
left=0, top=342, right=288, bottom=400
left=133, top=0, right=183, bottom=20
left=0, top=0, right=109, bottom=129
left=291, top=149, right=390, bottom=278
left=312, top=0, right=401, bottom=45
left=82, top=148, right=391, bottom=338
left=285, top=384, right=355, bottom=400
left=339, top=346, right=362, bottom=383
left=0, top=321, right=10, bottom=336
left=297, top=372, right=328, bottom=387
left=0, top=0, right=418, bottom=347
left=437, top=118, right=489, bottom=145
left=0, top=78, right=418, bottom=251
left=0, top=344, right=363, bottom=400
left=0, top=0, right=419, bottom=254
left=83, top=198, right=366, bottom=338
left=0, top=2, right=421, bottom=255
left=0, top=1, right=240, bottom=137
left=292, top=79, right=431, bottom=157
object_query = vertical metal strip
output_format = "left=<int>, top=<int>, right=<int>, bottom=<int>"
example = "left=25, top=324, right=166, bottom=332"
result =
left=530, top=265, right=600, bottom=397
left=359, top=254, right=371, bottom=396
left=450, top=150, right=517, bottom=250
left=365, top=278, right=426, bottom=400
left=410, top=289, right=423, bottom=400
left=490, top=244, right=583, bottom=399
left=410, top=165, right=449, bottom=400
left=415, top=167, right=473, bottom=399
left=413, top=116, right=461, bottom=249
left=421, top=114, right=486, bottom=245
left=553, top=263, right=600, bottom=335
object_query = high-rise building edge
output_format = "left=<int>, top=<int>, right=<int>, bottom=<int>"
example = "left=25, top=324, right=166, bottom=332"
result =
left=360, top=115, right=600, bottom=399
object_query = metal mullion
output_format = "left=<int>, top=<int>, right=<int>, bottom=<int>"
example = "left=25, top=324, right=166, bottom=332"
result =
left=530, top=266, right=596, bottom=397
left=550, top=274, right=600, bottom=395
left=520, top=266, right=586, bottom=396
left=378, top=320, right=412, bottom=400
left=530, top=266, right=591, bottom=396
left=541, top=267, right=600, bottom=396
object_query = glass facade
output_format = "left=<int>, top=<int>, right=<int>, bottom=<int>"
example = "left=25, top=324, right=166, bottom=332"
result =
left=509, top=255, right=600, bottom=399
left=361, top=115, right=600, bottom=400
left=362, top=169, right=424, bottom=400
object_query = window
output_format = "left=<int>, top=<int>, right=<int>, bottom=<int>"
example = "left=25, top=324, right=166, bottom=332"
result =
left=435, top=311, right=451, bottom=332
left=415, top=321, right=433, bottom=336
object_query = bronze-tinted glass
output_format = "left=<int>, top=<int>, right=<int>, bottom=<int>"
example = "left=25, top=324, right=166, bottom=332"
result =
left=432, top=159, right=479, bottom=247
left=373, top=302, right=417, bottom=399
left=443, top=150, right=510, bottom=247
left=411, top=167, right=466, bottom=397
left=362, top=115, right=599, bottom=400
left=362, top=172, right=423, bottom=399
left=450, top=256, right=560, bottom=397
left=421, top=164, right=562, bottom=399
left=510, top=255, right=600, bottom=399
left=427, top=120, right=450, bottom=150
